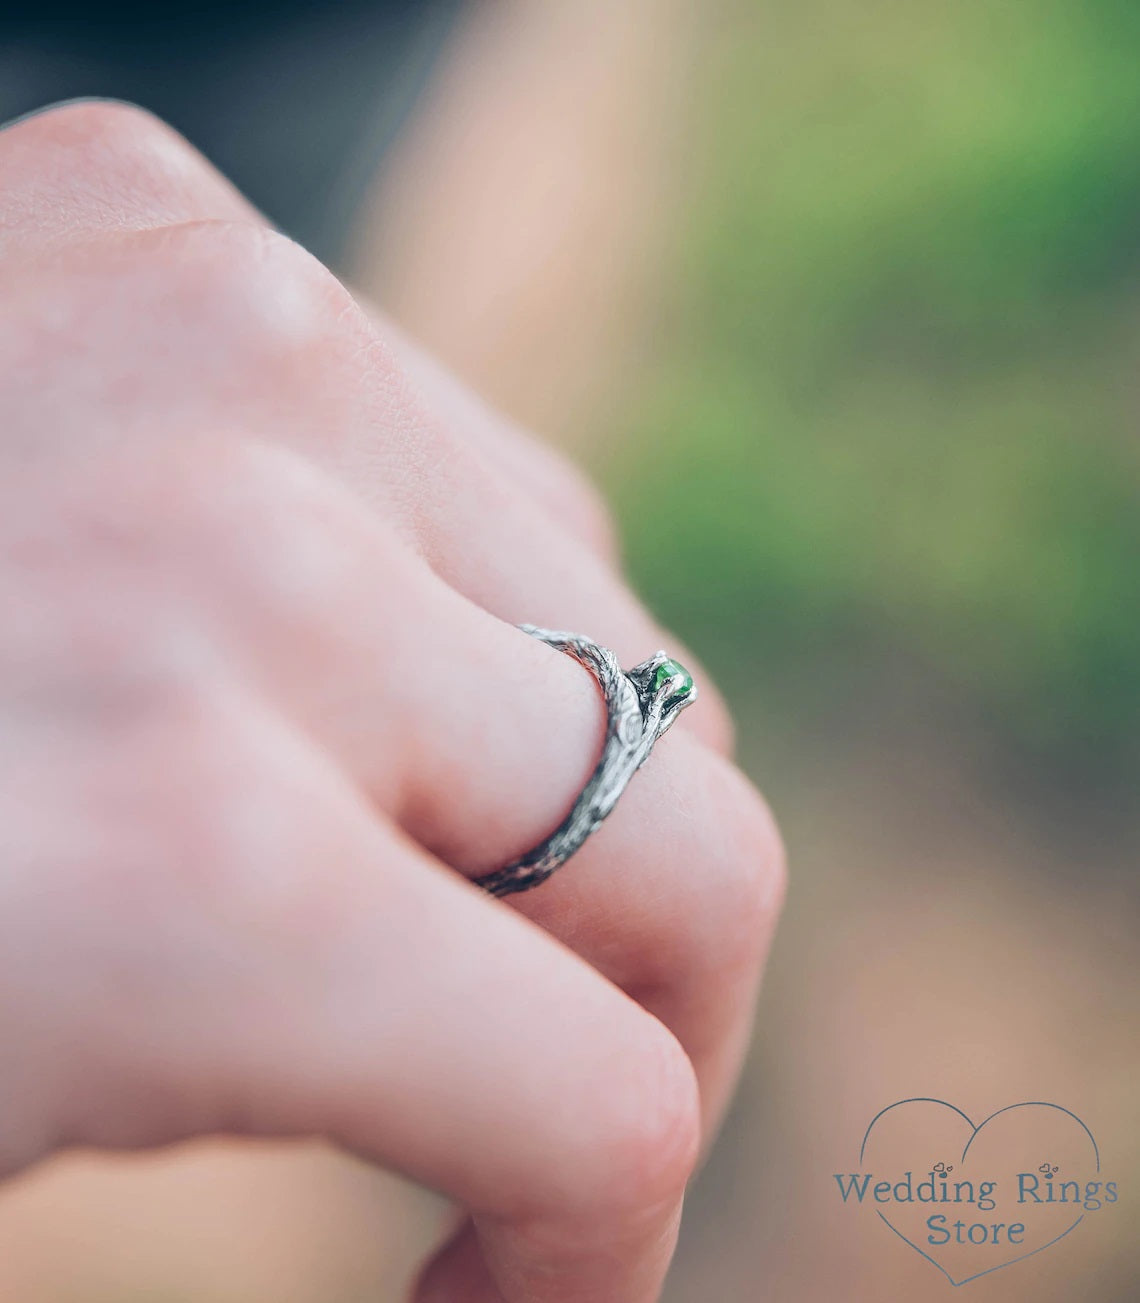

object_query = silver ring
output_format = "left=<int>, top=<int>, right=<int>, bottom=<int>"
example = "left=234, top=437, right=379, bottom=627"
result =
left=473, top=624, right=698, bottom=897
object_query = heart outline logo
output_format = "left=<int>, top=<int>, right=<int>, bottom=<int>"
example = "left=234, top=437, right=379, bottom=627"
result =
left=859, top=1098, right=1100, bottom=1287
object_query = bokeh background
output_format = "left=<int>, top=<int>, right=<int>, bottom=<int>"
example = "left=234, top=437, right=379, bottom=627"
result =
left=0, top=1, right=1137, bottom=1299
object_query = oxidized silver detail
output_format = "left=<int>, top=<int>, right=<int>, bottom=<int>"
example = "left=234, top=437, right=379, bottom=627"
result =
left=474, top=624, right=698, bottom=897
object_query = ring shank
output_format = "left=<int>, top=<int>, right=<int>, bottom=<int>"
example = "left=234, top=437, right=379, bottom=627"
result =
left=472, top=626, right=695, bottom=897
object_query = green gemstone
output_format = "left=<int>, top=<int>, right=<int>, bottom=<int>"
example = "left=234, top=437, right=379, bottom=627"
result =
left=652, top=658, right=693, bottom=697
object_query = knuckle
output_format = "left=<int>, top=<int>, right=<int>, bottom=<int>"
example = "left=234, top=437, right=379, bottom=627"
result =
left=4, top=98, right=173, bottom=159
left=638, top=740, right=785, bottom=989
left=714, top=758, right=788, bottom=970
left=51, top=99, right=173, bottom=155
left=0, top=100, right=204, bottom=218
left=585, top=1022, right=701, bottom=1221
left=0, top=223, right=353, bottom=449
left=144, top=219, right=353, bottom=360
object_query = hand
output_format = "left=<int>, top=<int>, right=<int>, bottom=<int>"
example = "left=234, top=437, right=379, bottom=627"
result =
left=0, top=102, right=785, bottom=1303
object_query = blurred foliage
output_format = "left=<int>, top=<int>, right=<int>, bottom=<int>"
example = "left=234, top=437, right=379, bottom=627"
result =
left=610, top=0, right=1140, bottom=772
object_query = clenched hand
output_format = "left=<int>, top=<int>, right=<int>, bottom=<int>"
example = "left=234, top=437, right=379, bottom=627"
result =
left=0, top=102, right=785, bottom=1303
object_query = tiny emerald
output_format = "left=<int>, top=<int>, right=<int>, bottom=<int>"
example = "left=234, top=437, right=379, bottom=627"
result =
left=652, top=658, right=693, bottom=696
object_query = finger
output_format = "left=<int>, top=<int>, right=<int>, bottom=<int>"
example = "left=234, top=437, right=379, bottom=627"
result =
left=0, top=101, right=617, bottom=572
left=0, top=207, right=733, bottom=757
left=66, top=436, right=784, bottom=1135
left=0, top=168, right=774, bottom=1138
left=378, top=332, right=736, bottom=756
left=2, top=680, right=699, bottom=1303
left=0, top=101, right=726, bottom=758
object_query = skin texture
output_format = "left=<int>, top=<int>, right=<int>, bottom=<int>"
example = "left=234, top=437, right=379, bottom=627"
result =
left=0, top=102, right=786, bottom=1303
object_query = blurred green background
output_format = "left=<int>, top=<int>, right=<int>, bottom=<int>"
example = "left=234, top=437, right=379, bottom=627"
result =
left=614, top=0, right=1139, bottom=781
left=603, top=5, right=1140, bottom=1298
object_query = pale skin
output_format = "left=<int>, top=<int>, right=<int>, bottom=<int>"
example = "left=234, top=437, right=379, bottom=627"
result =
left=0, top=102, right=786, bottom=1302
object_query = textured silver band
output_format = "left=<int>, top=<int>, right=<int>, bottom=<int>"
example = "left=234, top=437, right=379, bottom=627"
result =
left=473, top=624, right=698, bottom=897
